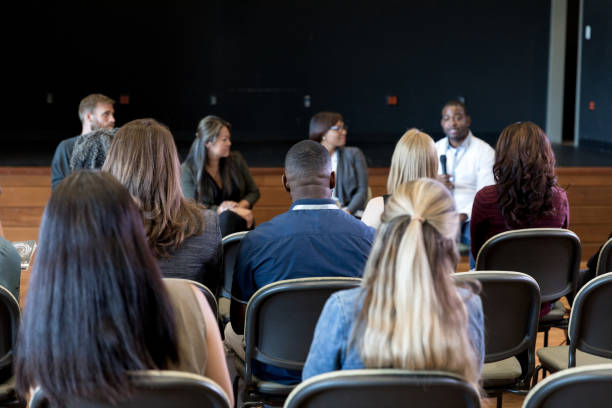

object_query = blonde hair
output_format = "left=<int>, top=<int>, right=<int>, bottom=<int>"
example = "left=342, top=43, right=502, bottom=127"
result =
left=386, top=129, right=438, bottom=194
left=355, top=178, right=480, bottom=390
left=102, top=118, right=205, bottom=258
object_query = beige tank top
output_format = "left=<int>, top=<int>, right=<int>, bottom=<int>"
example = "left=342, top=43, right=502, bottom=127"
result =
left=164, top=279, right=208, bottom=376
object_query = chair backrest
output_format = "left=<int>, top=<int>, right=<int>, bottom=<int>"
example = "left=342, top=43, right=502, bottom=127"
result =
left=455, top=272, right=540, bottom=364
left=0, top=285, right=20, bottom=383
left=244, top=277, right=361, bottom=381
left=220, top=231, right=248, bottom=299
left=29, top=370, right=230, bottom=408
left=567, top=272, right=612, bottom=367
left=522, top=364, right=612, bottom=408
left=284, top=369, right=480, bottom=408
left=595, top=237, right=612, bottom=277
left=164, top=278, right=218, bottom=319
left=475, top=228, right=580, bottom=302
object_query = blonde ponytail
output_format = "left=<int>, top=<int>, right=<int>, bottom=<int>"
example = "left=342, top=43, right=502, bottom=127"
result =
left=355, top=179, right=480, bottom=390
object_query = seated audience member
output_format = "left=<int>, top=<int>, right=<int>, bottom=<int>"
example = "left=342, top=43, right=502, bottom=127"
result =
left=182, top=115, right=259, bottom=236
left=102, top=119, right=222, bottom=293
left=361, top=128, right=438, bottom=228
left=470, top=121, right=569, bottom=314
left=436, top=100, right=495, bottom=266
left=309, top=112, right=368, bottom=216
left=227, top=140, right=376, bottom=384
left=0, top=219, right=20, bottom=300
left=51, top=93, right=115, bottom=189
left=15, top=171, right=233, bottom=406
left=303, top=179, right=484, bottom=391
left=70, top=128, right=118, bottom=170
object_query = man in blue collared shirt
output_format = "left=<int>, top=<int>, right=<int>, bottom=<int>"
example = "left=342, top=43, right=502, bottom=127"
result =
left=227, top=140, right=375, bottom=384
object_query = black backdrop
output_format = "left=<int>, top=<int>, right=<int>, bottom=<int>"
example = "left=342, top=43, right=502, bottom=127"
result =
left=6, top=0, right=551, bottom=149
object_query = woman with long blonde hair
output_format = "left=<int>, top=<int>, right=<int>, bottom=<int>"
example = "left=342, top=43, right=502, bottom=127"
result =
left=303, top=178, right=484, bottom=391
left=361, top=128, right=438, bottom=228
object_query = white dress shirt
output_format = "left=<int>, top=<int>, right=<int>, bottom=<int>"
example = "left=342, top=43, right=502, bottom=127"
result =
left=435, top=131, right=495, bottom=220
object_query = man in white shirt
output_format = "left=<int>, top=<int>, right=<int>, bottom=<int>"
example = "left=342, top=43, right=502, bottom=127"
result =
left=435, top=100, right=495, bottom=266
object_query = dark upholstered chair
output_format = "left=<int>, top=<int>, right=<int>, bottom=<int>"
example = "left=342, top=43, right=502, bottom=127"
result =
left=232, top=277, right=361, bottom=407
left=219, top=231, right=249, bottom=326
left=29, top=370, right=231, bottom=408
left=475, top=228, right=580, bottom=347
left=283, top=369, right=481, bottom=408
left=164, top=278, right=218, bottom=319
left=0, top=285, right=24, bottom=407
left=535, top=272, right=612, bottom=383
left=595, top=237, right=612, bottom=277
left=455, top=271, right=540, bottom=408
left=523, top=364, right=612, bottom=408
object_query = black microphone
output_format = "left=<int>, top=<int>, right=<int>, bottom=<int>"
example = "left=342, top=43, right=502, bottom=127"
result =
left=440, top=154, right=447, bottom=175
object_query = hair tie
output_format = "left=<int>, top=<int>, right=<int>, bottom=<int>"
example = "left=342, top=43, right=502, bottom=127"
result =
left=411, top=215, right=425, bottom=223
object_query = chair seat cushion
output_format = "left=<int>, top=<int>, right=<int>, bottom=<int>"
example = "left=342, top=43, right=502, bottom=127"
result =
left=537, top=346, right=612, bottom=372
left=482, top=357, right=522, bottom=387
left=540, top=300, right=567, bottom=323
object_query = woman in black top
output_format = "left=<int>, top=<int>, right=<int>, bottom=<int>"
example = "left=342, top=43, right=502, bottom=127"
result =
left=182, top=115, right=260, bottom=236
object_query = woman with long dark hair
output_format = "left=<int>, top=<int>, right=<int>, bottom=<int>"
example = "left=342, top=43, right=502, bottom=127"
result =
left=15, top=171, right=233, bottom=406
left=470, top=121, right=569, bottom=258
left=309, top=112, right=368, bottom=216
left=303, top=179, right=484, bottom=392
left=102, top=119, right=222, bottom=292
left=182, top=115, right=260, bottom=236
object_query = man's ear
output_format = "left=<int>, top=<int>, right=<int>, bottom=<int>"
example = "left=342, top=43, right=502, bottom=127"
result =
left=329, top=171, right=336, bottom=190
left=466, top=115, right=472, bottom=127
left=282, top=173, right=290, bottom=192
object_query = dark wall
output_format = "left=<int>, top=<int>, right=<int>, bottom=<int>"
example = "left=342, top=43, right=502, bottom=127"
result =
left=577, top=0, right=612, bottom=146
left=7, top=0, right=550, bottom=144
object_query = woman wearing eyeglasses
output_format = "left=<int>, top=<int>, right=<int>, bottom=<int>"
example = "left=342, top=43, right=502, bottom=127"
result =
left=309, top=112, right=368, bottom=216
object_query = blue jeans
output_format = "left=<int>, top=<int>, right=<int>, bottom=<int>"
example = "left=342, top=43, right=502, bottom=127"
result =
left=461, top=220, right=475, bottom=269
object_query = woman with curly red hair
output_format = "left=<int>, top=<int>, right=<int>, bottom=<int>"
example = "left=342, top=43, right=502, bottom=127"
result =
left=470, top=121, right=569, bottom=262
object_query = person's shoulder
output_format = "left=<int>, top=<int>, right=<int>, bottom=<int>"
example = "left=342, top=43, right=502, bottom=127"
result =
left=230, top=150, right=246, bottom=162
left=334, top=286, right=362, bottom=308
left=343, top=146, right=364, bottom=156
left=55, top=136, right=79, bottom=152
left=470, top=134, right=495, bottom=151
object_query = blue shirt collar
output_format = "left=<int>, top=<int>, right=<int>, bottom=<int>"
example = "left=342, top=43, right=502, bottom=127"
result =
left=446, top=130, right=473, bottom=151
left=290, top=198, right=337, bottom=210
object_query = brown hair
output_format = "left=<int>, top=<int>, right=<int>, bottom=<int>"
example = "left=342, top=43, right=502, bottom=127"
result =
left=493, top=121, right=557, bottom=228
left=78, top=93, right=115, bottom=123
left=309, top=112, right=343, bottom=142
left=102, top=118, right=205, bottom=258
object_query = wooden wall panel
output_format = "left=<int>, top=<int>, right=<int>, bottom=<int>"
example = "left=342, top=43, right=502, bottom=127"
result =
left=1, top=166, right=611, bottom=262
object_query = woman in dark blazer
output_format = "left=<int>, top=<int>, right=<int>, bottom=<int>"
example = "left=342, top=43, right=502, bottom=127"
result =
left=309, top=112, right=368, bottom=216
left=182, top=115, right=260, bottom=236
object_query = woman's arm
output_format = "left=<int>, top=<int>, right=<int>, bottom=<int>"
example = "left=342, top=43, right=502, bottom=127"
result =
left=232, top=152, right=260, bottom=208
left=191, top=287, right=235, bottom=407
left=344, top=148, right=369, bottom=214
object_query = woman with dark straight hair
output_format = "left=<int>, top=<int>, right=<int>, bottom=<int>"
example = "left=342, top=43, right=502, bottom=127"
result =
left=102, top=118, right=222, bottom=292
left=182, top=115, right=260, bottom=236
left=309, top=112, right=369, bottom=216
left=15, top=171, right=233, bottom=406
left=470, top=121, right=569, bottom=314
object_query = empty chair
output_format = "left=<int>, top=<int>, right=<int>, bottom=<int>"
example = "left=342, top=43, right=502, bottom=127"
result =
left=523, top=364, right=612, bottom=408
left=29, top=370, right=230, bottom=408
left=455, top=271, right=540, bottom=408
left=284, top=369, right=481, bottom=408
left=475, top=228, right=580, bottom=346
left=535, top=272, right=612, bottom=381
left=232, top=277, right=361, bottom=407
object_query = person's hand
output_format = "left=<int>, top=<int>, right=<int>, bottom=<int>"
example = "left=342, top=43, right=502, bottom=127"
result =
left=437, top=174, right=454, bottom=190
left=229, top=207, right=254, bottom=228
left=459, top=213, right=468, bottom=223
left=219, top=200, right=239, bottom=212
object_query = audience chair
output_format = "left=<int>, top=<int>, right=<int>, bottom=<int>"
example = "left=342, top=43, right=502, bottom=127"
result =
left=534, top=272, right=612, bottom=383
left=0, top=285, right=24, bottom=407
left=164, top=278, right=218, bottom=319
left=595, top=237, right=612, bottom=276
left=29, top=370, right=230, bottom=408
left=455, top=271, right=540, bottom=408
left=523, top=364, right=612, bottom=408
left=283, top=369, right=481, bottom=408
left=233, top=277, right=362, bottom=407
left=475, top=228, right=580, bottom=347
left=219, top=231, right=249, bottom=326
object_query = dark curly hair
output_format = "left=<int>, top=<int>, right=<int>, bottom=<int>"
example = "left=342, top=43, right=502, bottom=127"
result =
left=494, top=121, right=558, bottom=228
